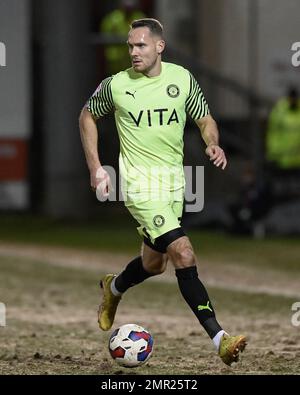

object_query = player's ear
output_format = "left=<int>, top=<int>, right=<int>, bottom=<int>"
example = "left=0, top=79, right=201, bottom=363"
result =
left=156, top=39, right=165, bottom=55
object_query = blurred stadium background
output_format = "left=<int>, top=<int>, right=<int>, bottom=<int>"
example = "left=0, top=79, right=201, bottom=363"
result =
left=0, top=0, right=300, bottom=375
left=1, top=0, right=300, bottom=234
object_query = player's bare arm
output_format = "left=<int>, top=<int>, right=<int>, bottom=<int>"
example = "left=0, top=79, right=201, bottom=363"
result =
left=79, top=107, right=110, bottom=194
left=196, top=114, right=227, bottom=170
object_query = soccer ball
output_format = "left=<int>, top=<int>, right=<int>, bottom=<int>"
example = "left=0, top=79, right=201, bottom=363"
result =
left=108, top=324, right=154, bottom=368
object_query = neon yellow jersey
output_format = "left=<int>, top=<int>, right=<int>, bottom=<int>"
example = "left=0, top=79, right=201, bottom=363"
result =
left=266, top=98, right=300, bottom=168
left=87, top=62, right=209, bottom=196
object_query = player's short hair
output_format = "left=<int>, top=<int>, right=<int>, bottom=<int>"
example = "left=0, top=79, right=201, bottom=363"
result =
left=130, top=18, right=164, bottom=38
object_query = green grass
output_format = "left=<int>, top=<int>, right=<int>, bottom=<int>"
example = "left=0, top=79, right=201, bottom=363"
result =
left=1, top=214, right=300, bottom=374
left=1, top=254, right=299, bottom=374
left=1, top=214, right=300, bottom=273
left=0, top=213, right=140, bottom=252
left=1, top=254, right=294, bottom=316
left=190, top=231, right=300, bottom=272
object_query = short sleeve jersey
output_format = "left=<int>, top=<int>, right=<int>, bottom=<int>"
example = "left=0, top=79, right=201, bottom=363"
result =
left=87, top=62, right=209, bottom=194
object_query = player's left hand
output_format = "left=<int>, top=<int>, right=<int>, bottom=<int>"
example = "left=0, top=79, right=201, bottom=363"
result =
left=205, top=144, right=227, bottom=170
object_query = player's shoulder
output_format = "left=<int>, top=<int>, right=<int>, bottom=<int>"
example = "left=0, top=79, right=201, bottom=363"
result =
left=163, top=62, right=190, bottom=76
left=109, top=68, right=140, bottom=92
left=110, top=68, right=136, bottom=82
left=162, top=62, right=192, bottom=89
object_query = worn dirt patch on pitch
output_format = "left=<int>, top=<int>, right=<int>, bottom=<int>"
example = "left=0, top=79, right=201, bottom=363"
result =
left=0, top=242, right=299, bottom=298
left=1, top=242, right=300, bottom=374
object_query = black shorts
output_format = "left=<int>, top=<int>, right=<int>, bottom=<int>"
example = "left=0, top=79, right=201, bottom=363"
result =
left=143, top=227, right=186, bottom=253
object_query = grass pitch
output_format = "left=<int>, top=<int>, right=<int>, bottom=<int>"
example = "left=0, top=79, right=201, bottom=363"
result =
left=0, top=215, right=300, bottom=375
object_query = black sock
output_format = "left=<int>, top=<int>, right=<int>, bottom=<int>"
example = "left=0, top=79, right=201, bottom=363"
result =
left=175, top=266, right=222, bottom=339
left=114, top=256, right=154, bottom=293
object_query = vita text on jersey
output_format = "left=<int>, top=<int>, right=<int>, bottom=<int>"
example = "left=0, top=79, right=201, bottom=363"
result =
left=128, top=108, right=179, bottom=127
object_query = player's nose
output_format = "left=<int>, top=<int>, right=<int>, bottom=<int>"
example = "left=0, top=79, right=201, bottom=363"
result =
left=131, top=46, right=139, bottom=57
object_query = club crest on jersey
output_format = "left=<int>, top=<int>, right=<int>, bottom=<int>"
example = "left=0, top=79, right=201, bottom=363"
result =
left=153, top=215, right=165, bottom=228
left=167, top=84, right=180, bottom=98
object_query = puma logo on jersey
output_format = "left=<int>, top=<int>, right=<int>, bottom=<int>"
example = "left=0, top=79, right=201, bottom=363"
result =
left=126, top=90, right=136, bottom=99
left=128, top=108, right=179, bottom=127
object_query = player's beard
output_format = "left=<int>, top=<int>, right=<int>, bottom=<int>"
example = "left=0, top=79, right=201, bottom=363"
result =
left=132, top=58, right=158, bottom=75
left=132, top=58, right=144, bottom=71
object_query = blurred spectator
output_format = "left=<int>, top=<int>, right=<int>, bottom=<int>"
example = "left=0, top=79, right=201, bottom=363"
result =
left=100, top=0, right=145, bottom=75
left=264, top=87, right=300, bottom=203
left=266, top=87, right=300, bottom=170
left=229, top=162, right=270, bottom=237
left=231, top=87, right=300, bottom=236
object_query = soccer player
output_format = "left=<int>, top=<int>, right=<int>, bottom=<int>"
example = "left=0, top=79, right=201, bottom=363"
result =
left=79, top=18, right=247, bottom=366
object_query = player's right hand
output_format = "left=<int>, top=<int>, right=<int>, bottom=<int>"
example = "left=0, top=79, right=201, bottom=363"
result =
left=90, top=167, right=112, bottom=199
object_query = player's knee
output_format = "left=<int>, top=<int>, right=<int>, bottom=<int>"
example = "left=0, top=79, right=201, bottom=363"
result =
left=143, top=257, right=166, bottom=275
left=167, top=236, right=196, bottom=268
left=168, top=244, right=195, bottom=268
left=149, top=263, right=166, bottom=275
left=177, top=247, right=195, bottom=267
